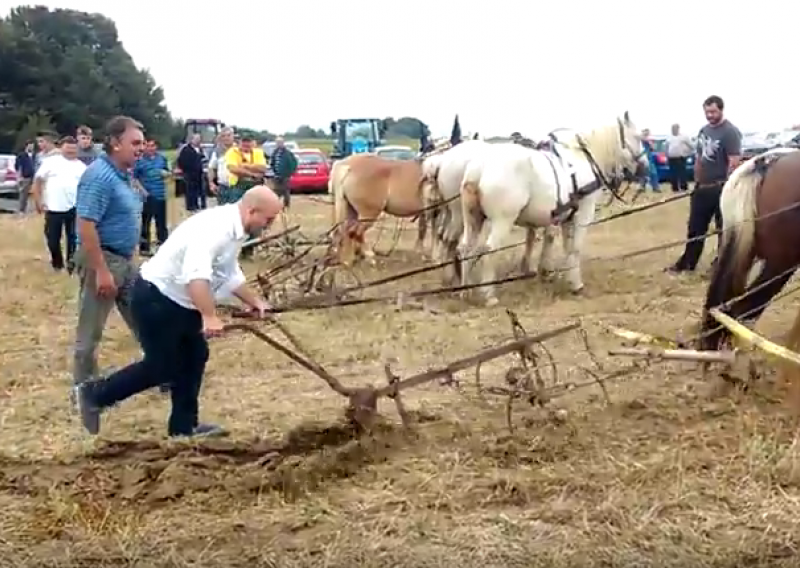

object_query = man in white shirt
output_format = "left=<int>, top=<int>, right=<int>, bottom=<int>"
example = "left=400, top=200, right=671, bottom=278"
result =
left=75, top=184, right=283, bottom=438
left=665, top=123, right=694, bottom=192
left=207, top=126, right=235, bottom=203
left=32, top=136, right=87, bottom=273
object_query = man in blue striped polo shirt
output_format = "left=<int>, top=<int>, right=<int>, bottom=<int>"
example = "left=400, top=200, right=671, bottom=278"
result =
left=134, top=139, right=171, bottom=255
left=73, top=116, right=145, bottom=398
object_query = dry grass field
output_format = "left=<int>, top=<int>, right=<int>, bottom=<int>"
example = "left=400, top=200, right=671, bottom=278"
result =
left=3, top=188, right=800, bottom=567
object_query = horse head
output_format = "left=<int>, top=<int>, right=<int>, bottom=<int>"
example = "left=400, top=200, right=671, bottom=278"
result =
left=573, top=111, right=648, bottom=180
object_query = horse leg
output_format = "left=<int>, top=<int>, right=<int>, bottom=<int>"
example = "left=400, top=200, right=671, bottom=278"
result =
left=559, top=218, right=586, bottom=294
left=730, top=260, right=795, bottom=324
left=415, top=211, right=427, bottom=257
left=355, top=219, right=378, bottom=266
left=537, top=225, right=559, bottom=280
left=481, top=218, right=515, bottom=306
left=519, top=227, right=537, bottom=275
left=457, top=204, right=484, bottom=289
left=780, top=307, right=800, bottom=412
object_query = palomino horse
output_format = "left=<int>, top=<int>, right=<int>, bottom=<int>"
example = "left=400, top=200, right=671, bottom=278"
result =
left=457, top=112, right=649, bottom=306
left=330, top=154, right=429, bottom=265
left=699, top=148, right=800, bottom=351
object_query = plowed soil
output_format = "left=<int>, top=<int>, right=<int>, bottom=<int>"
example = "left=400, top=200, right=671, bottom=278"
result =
left=3, top=191, right=800, bottom=568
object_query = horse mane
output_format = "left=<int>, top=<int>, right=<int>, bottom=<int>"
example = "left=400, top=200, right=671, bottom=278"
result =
left=558, top=119, right=627, bottom=172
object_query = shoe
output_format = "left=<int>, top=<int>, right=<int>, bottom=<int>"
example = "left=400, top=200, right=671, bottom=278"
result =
left=665, top=264, right=690, bottom=274
left=75, top=384, right=101, bottom=435
left=170, top=423, right=228, bottom=438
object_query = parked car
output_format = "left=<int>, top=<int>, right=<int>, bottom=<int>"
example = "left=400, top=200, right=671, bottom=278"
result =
left=288, top=148, right=330, bottom=194
left=374, top=144, right=416, bottom=161
left=650, top=136, right=695, bottom=183
left=743, top=129, right=800, bottom=161
left=0, top=154, right=19, bottom=196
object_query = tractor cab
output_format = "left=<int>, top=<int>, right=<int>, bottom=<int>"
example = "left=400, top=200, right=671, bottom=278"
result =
left=329, top=118, right=386, bottom=160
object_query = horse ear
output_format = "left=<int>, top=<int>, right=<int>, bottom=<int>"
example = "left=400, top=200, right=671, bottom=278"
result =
left=623, top=110, right=631, bottom=124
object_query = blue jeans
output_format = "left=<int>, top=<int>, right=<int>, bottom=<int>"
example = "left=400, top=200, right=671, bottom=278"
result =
left=85, top=276, right=209, bottom=435
left=640, top=161, right=660, bottom=191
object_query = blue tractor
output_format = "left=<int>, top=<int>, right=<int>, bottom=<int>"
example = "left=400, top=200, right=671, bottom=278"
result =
left=329, top=118, right=387, bottom=160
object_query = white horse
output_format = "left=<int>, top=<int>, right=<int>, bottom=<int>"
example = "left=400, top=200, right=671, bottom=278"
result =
left=421, top=139, right=492, bottom=283
left=457, top=112, right=648, bottom=306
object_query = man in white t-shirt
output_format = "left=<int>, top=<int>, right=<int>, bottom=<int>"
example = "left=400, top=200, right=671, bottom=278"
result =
left=207, top=126, right=235, bottom=203
left=32, top=136, right=87, bottom=273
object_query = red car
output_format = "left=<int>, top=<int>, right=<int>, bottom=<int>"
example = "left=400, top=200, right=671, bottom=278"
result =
left=288, top=148, right=329, bottom=194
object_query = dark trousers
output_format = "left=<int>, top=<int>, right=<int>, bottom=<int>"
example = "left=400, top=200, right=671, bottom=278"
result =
left=273, top=178, right=291, bottom=208
left=184, top=177, right=206, bottom=211
left=674, top=183, right=723, bottom=271
left=86, top=277, right=209, bottom=436
left=667, top=157, right=689, bottom=192
left=140, top=196, right=168, bottom=253
left=44, top=208, right=76, bottom=270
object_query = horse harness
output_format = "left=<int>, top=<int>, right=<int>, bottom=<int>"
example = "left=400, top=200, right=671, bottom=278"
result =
left=530, top=120, right=640, bottom=224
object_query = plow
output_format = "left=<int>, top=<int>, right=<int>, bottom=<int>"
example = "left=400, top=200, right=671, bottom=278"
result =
left=222, top=189, right=800, bottom=436
left=225, top=310, right=632, bottom=433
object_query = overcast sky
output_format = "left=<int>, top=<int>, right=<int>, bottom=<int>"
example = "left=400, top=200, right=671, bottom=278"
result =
left=8, top=1, right=797, bottom=137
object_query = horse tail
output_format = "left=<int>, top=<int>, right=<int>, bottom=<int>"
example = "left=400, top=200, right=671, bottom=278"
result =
left=700, top=159, right=761, bottom=349
left=331, top=160, right=353, bottom=227
left=459, top=161, right=484, bottom=250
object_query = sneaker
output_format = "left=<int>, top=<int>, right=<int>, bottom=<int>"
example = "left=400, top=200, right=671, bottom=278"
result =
left=76, top=383, right=101, bottom=435
left=170, top=423, right=228, bottom=439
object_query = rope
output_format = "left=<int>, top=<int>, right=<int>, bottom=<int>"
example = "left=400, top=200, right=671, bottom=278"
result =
left=270, top=194, right=800, bottom=313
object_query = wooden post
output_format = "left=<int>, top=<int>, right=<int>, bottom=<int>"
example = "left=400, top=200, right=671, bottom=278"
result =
left=608, top=347, right=737, bottom=365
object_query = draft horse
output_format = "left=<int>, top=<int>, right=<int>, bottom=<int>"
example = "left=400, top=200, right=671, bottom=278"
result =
left=456, top=112, right=648, bottom=306
left=330, top=154, right=430, bottom=265
left=700, top=148, right=800, bottom=350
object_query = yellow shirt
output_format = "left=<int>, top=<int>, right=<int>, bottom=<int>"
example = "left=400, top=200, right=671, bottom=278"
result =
left=224, top=147, right=266, bottom=186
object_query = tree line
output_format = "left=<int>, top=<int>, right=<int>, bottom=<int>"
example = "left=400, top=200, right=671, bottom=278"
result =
left=0, top=6, right=429, bottom=152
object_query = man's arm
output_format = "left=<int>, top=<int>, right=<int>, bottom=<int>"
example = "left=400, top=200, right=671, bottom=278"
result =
left=31, top=176, right=45, bottom=211
left=693, top=132, right=702, bottom=183
left=75, top=176, right=112, bottom=273
left=31, top=159, right=51, bottom=211
left=247, top=151, right=268, bottom=175
left=224, top=148, right=250, bottom=177
left=725, top=126, right=743, bottom=174
left=179, top=233, right=229, bottom=319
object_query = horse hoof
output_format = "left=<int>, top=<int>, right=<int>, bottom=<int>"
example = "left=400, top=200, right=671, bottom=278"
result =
left=539, top=270, right=555, bottom=282
left=485, top=297, right=500, bottom=307
left=570, top=287, right=584, bottom=297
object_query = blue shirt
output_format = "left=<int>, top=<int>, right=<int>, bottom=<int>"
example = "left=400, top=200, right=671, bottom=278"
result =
left=76, top=154, right=143, bottom=258
left=133, top=153, right=169, bottom=199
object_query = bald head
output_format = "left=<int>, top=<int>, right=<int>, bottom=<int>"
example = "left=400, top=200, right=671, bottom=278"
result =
left=239, top=185, right=283, bottom=233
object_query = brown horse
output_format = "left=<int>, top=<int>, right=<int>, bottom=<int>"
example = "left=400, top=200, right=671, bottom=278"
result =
left=699, top=148, right=800, bottom=351
left=330, top=154, right=428, bottom=265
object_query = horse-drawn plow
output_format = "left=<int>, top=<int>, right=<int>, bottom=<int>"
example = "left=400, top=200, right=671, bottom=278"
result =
left=225, top=186, right=800, bottom=438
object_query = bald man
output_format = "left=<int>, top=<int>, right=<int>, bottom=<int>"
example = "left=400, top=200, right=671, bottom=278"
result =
left=75, top=186, right=283, bottom=438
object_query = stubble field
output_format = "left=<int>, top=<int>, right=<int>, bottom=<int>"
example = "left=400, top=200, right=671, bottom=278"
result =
left=2, top=187, right=800, bottom=567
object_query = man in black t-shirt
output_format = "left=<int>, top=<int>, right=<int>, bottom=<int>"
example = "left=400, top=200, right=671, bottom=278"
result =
left=669, top=95, right=742, bottom=273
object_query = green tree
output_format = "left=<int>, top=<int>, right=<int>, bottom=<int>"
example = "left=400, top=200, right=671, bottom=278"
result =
left=0, top=6, right=177, bottom=150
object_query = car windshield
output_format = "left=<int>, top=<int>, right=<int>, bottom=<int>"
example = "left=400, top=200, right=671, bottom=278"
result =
left=378, top=148, right=416, bottom=161
left=651, top=139, right=666, bottom=152
left=344, top=120, right=376, bottom=142
left=186, top=122, right=221, bottom=145
left=775, top=130, right=800, bottom=145
left=743, top=133, right=768, bottom=147
left=297, top=152, right=325, bottom=165
left=0, top=156, right=13, bottom=169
